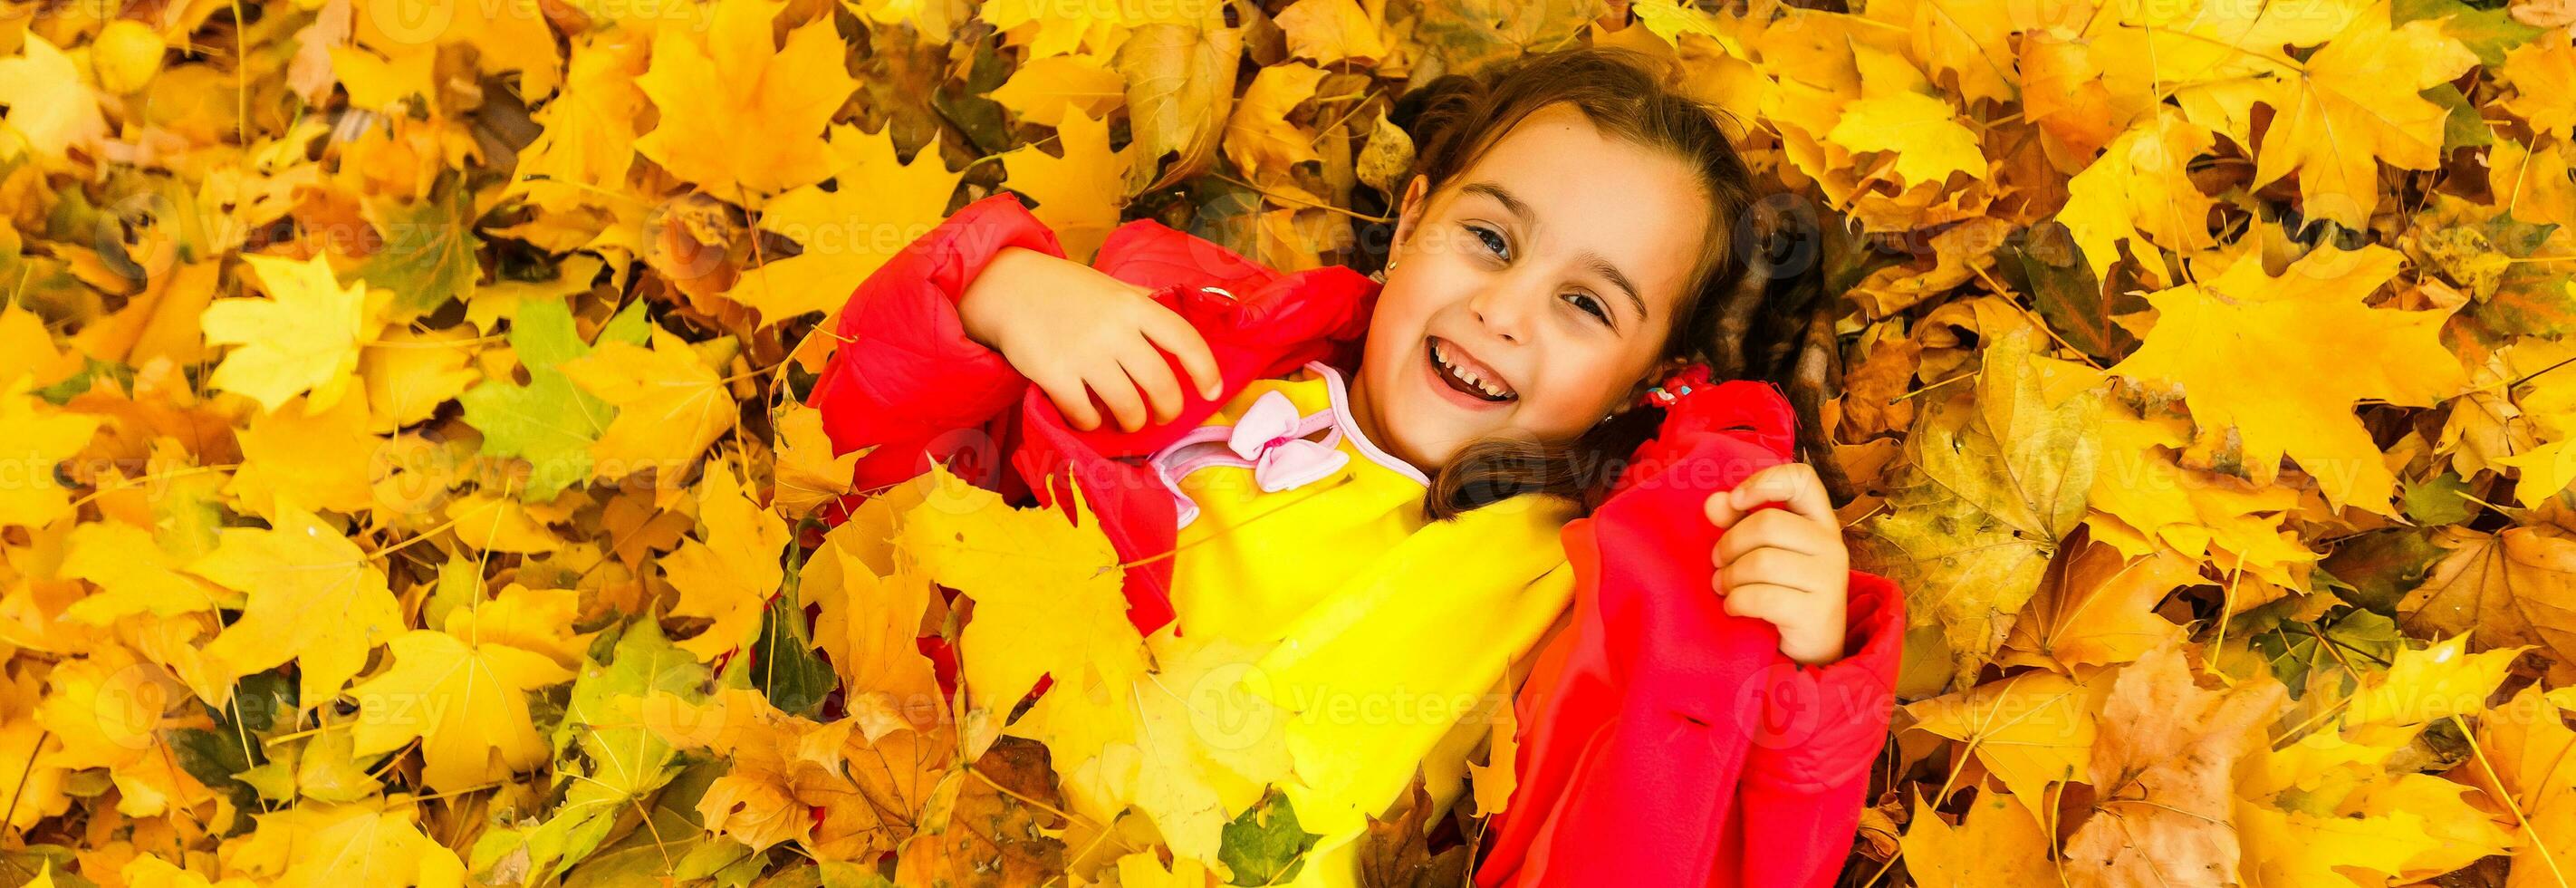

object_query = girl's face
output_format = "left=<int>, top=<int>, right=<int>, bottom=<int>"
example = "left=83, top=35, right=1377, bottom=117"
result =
left=1350, top=101, right=1716, bottom=471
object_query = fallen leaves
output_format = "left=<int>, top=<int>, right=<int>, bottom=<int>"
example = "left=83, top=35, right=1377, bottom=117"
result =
left=8, top=0, right=2576, bottom=884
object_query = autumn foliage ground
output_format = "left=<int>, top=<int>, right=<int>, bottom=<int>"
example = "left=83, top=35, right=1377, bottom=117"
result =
left=7, top=0, right=2576, bottom=885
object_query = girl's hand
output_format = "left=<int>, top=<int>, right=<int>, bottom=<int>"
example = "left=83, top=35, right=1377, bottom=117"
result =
left=1703, top=463, right=1850, bottom=666
left=957, top=246, right=1226, bottom=432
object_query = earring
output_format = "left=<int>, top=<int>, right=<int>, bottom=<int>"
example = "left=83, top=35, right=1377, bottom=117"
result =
left=1370, top=256, right=1398, bottom=284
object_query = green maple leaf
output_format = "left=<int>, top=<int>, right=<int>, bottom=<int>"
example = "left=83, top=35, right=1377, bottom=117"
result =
left=459, top=297, right=649, bottom=501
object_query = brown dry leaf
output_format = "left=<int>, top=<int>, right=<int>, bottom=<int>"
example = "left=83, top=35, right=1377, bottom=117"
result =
left=2400, top=526, right=2576, bottom=672
left=2062, top=643, right=2286, bottom=888
left=893, top=738, right=1072, bottom=884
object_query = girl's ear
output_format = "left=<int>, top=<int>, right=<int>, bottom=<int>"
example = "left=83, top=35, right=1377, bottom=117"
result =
left=1389, top=174, right=1431, bottom=256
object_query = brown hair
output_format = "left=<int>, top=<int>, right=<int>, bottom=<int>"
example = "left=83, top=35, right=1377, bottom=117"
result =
left=1370, top=45, right=1831, bottom=521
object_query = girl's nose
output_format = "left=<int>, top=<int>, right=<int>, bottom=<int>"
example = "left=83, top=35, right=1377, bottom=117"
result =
left=1468, top=281, right=1537, bottom=344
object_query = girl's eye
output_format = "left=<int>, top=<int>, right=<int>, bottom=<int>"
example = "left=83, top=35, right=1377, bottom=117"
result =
left=1566, top=292, right=1610, bottom=323
left=1466, top=223, right=1509, bottom=259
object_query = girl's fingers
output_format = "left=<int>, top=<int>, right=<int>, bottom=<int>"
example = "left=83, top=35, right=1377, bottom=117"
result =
left=1715, top=510, right=1828, bottom=563
left=1139, top=307, right=1226, bottom=401
left=1716, top=581, right=1808, bottom=622
left=1714, top=545, right=1802, bottom=584
left=1086, top=364, right=1150, bottom=432
left=1706, top=463, right=1835, bottom=529
left=1037, top=371, right=1104, bottom=430
left=1116, top=338, right=1187, bottom=425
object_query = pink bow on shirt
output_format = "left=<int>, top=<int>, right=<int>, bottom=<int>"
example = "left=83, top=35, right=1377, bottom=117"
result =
left=1229, top=390, right=1350, bottom=492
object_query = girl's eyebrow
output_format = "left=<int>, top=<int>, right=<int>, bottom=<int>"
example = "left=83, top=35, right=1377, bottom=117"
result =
left=1462, top=180, right=1649, bottom=323
left=1581, top=251, right=1648, bottom=323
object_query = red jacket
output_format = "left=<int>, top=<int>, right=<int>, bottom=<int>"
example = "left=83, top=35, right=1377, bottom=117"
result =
left=809, top=193, right=1903, bottom=887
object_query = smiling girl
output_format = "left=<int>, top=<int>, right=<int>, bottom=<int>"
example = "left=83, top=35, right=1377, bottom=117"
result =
left=813, top=46, right=1902, bottom=887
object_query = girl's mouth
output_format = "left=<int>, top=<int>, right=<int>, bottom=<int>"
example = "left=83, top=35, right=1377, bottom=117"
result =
left=1426, top=336, right=1517, bottom=405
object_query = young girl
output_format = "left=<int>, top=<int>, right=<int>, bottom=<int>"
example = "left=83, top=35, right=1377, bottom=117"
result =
left=812, top=47, right=1902, bottom=887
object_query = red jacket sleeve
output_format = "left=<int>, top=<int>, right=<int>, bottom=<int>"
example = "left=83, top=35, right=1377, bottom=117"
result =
left=1475, top=378, right=1903, bottom=888
left=807, top=193, right=1064, bottom=497
left=808, top=192, right=1384, bottom=501
left=1724, top=568, right=1904, bottom=887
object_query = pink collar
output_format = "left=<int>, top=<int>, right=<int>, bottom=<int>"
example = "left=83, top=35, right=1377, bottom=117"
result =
left=1147, top=361, right=1427, bottom=528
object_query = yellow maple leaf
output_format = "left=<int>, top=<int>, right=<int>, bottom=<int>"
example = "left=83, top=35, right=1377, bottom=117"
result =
left=224, top=391, right=384, bottom=521
left=2342, top=633, right=2522, bottom=732
left=730, top=126, right=965, bottom=326
left=508, top=32, right=648, bottom=217
left=1900, top=794, right=2054, bottom=888
left=773, top=402, right=862, bottom=518
left=349, top=625, right=575, bottom=796
left=358, top=325, right=481, bottom=433
left=1225, top=62, right=1330, bottom=200
left=2402, top=526, right=2576, bottom=671
left=661, top=461, right=791, bottom=661
left=1276, top=0, right=1389, bottom=65
left=2250, top=9, right=2478, bottom=230
left=2501, top=33, right=2576, bottom=140
left=203, top=253, right=387, bottom=416
left=0, top=34, right=110, bottom=163
left=1907, top=670, right=2107, bottom=818
left=2001, top=539, right=2197, bottom=671
left=634, top=0, right=857, bottom=200
left=990, top=55, right=1129, bottom=128
left=0, top=383, right=101, bottom=529
left=1013, top=630, right=1293, bottom=864
left=2464, top=687, right=2576, bottom=887
left=62, top=518, right=230, bottom=623
left=1824, top=47, right=1986, bottom=188
left=224, top=794, right=468, bottom=887
left=1003, top=110, right=1142, bottom=262
left=898, top=463, right=1149, bottom=717
left=2058, top=111, right=2220, bottom=280
left=560, top=329, right=738, bottom=485
left=2104, top=244, right=2465, bottom=513
left=187, top=506, right=405, bottom=709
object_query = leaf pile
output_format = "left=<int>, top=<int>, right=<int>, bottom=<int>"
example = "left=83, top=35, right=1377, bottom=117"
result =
left=5, top=0, right=2576, bottom=884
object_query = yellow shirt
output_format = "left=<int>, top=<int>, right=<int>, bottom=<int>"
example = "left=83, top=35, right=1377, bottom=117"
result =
left=1142, top=361, right=1579, bottom=884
